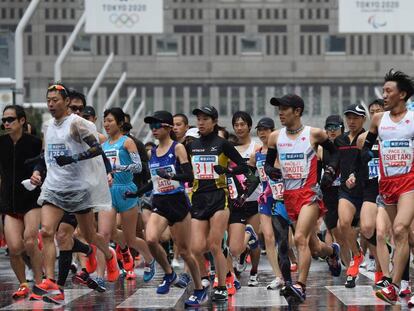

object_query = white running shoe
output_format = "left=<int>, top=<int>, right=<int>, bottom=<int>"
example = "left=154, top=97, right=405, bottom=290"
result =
left=25, top=268, right=34, bottom=282
left=367, top=258, right=376, bottom=272
left=201, top=278, right=211, bottom=288
left=266, top=277, right=283, bottom=290
left=171, top=258, right=181, bottom=269
left=248, top=274, right=259, bottom=287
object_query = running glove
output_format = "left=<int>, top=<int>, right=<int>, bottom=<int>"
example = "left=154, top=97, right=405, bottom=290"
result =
left=156, top=168, right=174, bottom=180
left=55, top=155, right=77, bottom=166
left=320, top=165, right=335, bottom=190
left=213, top=165, right=230, bottom=175
left=232, top=194, right=247, bottom=209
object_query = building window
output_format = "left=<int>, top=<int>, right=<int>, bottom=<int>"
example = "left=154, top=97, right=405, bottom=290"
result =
left=232, top=35, right=237, bottom=55
left=131, top=35, right=136, bottom=55
left=300, top=35, right=305, bottom=55
left=182, top=36, right=186, bottom=55
left=216, top=35, right=220, bottom=55
left=232, top=9, right=237, bottom=19
left=190, top=86, right=198, bottom=112
left=18, top=8, right=23, bottom=18
left=384, top=35, right=388, bottom=55
left=1, top=8, right=6, bottom=19
left=266, top=35, right=271, bottom=55
left=73, top=34, right=92, bottom=53
left=105, top=35, right=110, bottom=55
left=219, top=87, right=227, bottom=116
left=62, top=8, right=67, bottom=19
left=113, top=36, right=118, bottom=55
left=240, top=9, right=245, bottom=19
left=181, top=9, right=186, bottom=19
left=198, top=35, right=203, bottom=55
left=97, top=36, right=101, bottom=55
left=198, top=9, right=202, bottom=19
left=27, top=35, right=32, bottom=55
left=190, top=9, right=194, bottom=19
left=224, top=35, right=229, bottom=55
left=274, top=9, right=279, bottom=19
left=54, top=35, right=59, bottom=55
left=274, top=35, right=279, bottom=54
left=70, top=8, right=75, bottom=19
left=45, top=8, right=49, bottom=19
left=283, top=36, right=287, bottom=54
left=325, top=8, right=329, bottom=19
left=53, top=8, right=58, bottom=19
left=392, top=35, right=396, bottom=54
left=401, top=35, right=405, bottom=54
left=308, top=9, right=312, bottom=19
left=367, top=35, right=371, bottom=54
left=224, top=9, right=228, bottom=19
left=156, top=37, right=178, bottom=54
left=10, top=8, right=15, bottom=19
left=308, top=35, right=313, bottom=54
left=325, top=35, right=346, bottom=53
left=266, top=9, right=271, bottom=19
left=257, top=9, right=262, bottom=19
left=45, top=35, right=50, bottom=55
left=139, top=36, right=144, bottom=55
left=241, top=37, right=261, bottom=54
left=190, top=35, right=195, bottom=55
left=216, top=8, right=220, bottom=19
left=173, top=9, right=178, bottom=19
left=300, top=9, right=304, bottom=19
left=246, top=87, right=254, bottom=115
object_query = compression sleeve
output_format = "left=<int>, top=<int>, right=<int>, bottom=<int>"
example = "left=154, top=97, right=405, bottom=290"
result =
left=101, top=152, right=113, bottom=174
left=264, top=147, right=282, bottom=180
left=171, top=162, right=194, bottom=183
left=320, top=139, right=339, bottom=170
left=114, top=152, right=142, bottom=174
left=223, top=140, right=248, bottom=175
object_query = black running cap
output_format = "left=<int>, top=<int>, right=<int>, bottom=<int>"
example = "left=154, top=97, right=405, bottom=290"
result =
left=255, top=117, right=275, bottom=129
left=344, top=104, right=367, bottom=117
left=270, top=94, right=304, bottom=109
left=82, top=106, right=96, bottom=117
left=325, top=115, right=343, bottom=126
left=192, top=106, right=219, bottom=119
left=144, top=110, right=174, bottom=125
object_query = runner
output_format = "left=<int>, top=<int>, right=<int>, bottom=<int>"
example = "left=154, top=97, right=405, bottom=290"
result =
left=355, top=70, right=414, bottom=305
left=265, top=94, right=341, bottom=304
left=188, top=106, right=248, bottom=302
left=173, top=113, right=190, bottom=144
left=126, top=110, right=207, bottom=307
left=29, top=83, right=119, bottom=304
left=82, top=105, right=107, bottom=143
left=0, top=105, right=43, bottom=299
left=334, top=103, right=366, bottom=288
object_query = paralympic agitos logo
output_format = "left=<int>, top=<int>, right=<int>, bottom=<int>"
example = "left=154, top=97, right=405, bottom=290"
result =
left=368, top=15, right=387, bottom=29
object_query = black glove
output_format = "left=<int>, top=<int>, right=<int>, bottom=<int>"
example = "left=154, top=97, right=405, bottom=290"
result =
left=55, top=155, right=76, bottom=166
left=156, top=168, right=174, bottom=180
left=268, top=168, right=282, bottom=181
left=232, top=194, right=247, bottom=209
left=214, top=165, right=230, bottom=175
left=320, top=166, right=335, bottom=190
left=124, top=191, right=138, bottom=199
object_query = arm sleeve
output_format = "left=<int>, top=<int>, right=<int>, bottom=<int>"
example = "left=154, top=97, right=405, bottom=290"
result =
left=101, top=152, right=113, bottom=174
left=135, top=181, right=154, bottom=197
left=114, top=152, right=142, bottom=174
left=320, top=139, right=339, bottom=170
left=222, top=140, right=248, bottom=175
left=264, top=147, right=282, bottom=180
left=171, top=162, right=194, bottom=183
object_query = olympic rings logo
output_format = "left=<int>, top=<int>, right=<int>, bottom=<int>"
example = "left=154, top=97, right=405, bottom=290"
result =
left=109, top=13, right=139, bottom=28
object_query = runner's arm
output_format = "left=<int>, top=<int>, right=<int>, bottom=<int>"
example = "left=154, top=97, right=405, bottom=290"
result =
left=157, top=144, right=194, bottom=183
left=124, top=181, right=154, bottom=198
left=216, top=140, right=248, bottom=175
left=112, top=138, right=142, bottom=173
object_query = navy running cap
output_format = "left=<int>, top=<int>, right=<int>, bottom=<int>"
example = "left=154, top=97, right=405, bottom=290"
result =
left=192, top=106, right=219, bottom=119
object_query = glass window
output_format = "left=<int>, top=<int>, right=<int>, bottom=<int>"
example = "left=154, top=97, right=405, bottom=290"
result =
left=190, top=86, right=198, bottom=112
left=245, top=87, right=254, bottom=115
left=202, top=85, right=209, bottom=106
left=156, top=37, right=178, bottom=54
left=325, top=35, right=346, bottom=53
left=73, top=34, right=92, bottom=53
left=257, top=86, right=265, bottom=115
left=164, top=87, right=172, bottom=111
left=313, top=85, right=321, bottom=116
left=62, top=8, right=66, bottom=19
left=175, top=86, right=184, bottom=114
left=342, top=85, right=351, bottom=109
left=219, top=86, right=227, bottom=116
left=231, top=87, right=239, bottom=115
left=241, top=37, right=262, bottom=54
left=330, top=85, right=339, bottom=114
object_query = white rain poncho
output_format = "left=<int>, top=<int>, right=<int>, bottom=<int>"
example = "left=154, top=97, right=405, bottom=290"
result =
left=38, top=114, right=111, bottom=212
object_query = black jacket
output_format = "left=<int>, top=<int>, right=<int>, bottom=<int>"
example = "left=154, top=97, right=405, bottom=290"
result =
left=0, top=133, right=42, bottom=214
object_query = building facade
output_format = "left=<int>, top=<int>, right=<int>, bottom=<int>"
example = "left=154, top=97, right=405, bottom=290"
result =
left=1, top=0, right=414, bottom=130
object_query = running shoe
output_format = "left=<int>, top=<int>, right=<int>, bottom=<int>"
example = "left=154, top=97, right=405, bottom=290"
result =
left=12, top=284, right=30, bottom=299
left=248, top=274, right=259, bottom=287
left=374, top=271, right=384, bottom=284
left=226, top=273, right=236, bottom=296
left=69, top=262, right=78, bottom=274
left=376, top=284, right=398, bottom=305
left=184, top=288, right=208, bottom=308
left=72, top=270, right=89, bottom=285
left=126, top=270, right=137, bottom=280
left=408, top=295, right=414, bottom=308
left=115, top=244, right=123, bottom=261
left=33, top=278, right=60, bottom=296
left=344, top=275, right=357, bottom=288
left=119, top=268, right=127, bottom=278
left=94, top=277, right=106, bottom=292
left=120, top=247, right=134, bottom=272
left=85, top=244, right=97, bottom=274
left=106, top=247, right=120, bottom=282
left=326, top=243, right=341, bottom=277
left=201, top=277, right=211, bottom=289
left=375, top=276, right=392, bottom=290
left=29, top=293, right=42, bottom=301
left=267, top=277, right=284, bottom=290
left=233, top=275, right=241, bottom=290
left=157, top=272, right=177, bottom=294
left=367, top=257, right=376, bottom=272
left=143, top=259, right=156, bottom=282
left=346, top=252, right=364, bottom=277
left=245, top=224, right=258, bottom=250
left=171, top=258, right=181, bottom=269
left=175, top=272, right=191, bottom=288
left=43, top=288, right=64, bottom=305
left=290, top=262, right=298, bottom=272
left=25, top=268, right=34, bottom=282
left=212, top=287, right=228, bottom=301
left=281, top=283, right=306, bottom=304
left=399, top=280, right=411, bottom=297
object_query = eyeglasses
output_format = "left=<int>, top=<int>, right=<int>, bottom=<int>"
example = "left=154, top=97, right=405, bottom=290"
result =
left=48, top=84, right=68, bottom=96
left=1, top=117, right=17, bottom=124
left=325, top=124, right=342, bottom=132
left=69, top=105, right=84, bottom=112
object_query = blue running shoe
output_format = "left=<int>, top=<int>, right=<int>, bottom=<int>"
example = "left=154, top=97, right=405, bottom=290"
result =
left=94, top=277, right=106, bottom=292
left=245, top=224, right=258, bottom=250
left=327, top=243, right=341, bottom=277
left=184, top=288, right=208, bottom=308
left=144, top=259, right=156, bottom=283
left=157, top=272, right=177, bottom=294
left=233, top=276, right=241, bottom=290
left=176, top=272, right=191, bottom=288
left=282, top=283, right=306, bottom=304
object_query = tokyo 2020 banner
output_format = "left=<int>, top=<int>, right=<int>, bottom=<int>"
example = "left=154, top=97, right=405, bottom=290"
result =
left=339, top=0, right=414, bottom=33
left=85, top=0, right=163, bottom=34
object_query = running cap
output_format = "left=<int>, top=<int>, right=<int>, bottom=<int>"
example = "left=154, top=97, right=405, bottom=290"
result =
left=83, top=106, right=96, bottom=117
left=255, top=117, right=275, bottom=129
left=270, top=94, right=304, bottom=110
left=192, top=106, right=219, bottom=119
left=144, top=110, right=174, bottom=126
left=325, top=115, right=343, bottom=127
left=185, top=127, right=200, bottom=138
left=343, top=103, right=367, bottom=117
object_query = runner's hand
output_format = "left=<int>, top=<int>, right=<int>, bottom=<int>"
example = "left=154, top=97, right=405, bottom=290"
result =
left=320, top=166, right=335, bottom=190
left=157, top=168, right=173, bottom=180
left=213, top=165, right=229, bottom=175
left=346, top=173, right=356, bottom=189
left=30, top=171, right=42, bottom=186
left=233, top=194, right=247, bottom=209
left=107, top=173, right=113, bottom=187
left=124, top=191, right=139, bottom=199
left=258, top=192, right=268, bottom=205
left=55, top=155, right=76, bottom=166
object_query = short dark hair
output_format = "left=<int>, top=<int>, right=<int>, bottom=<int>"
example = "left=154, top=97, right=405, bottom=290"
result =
left=384, top=69, right=414, bottom=101
left=2, top=105, right=27, bottom=130
left=217, top=125, right=229, bottom=140
left=232, top=111, right=252, bottom=128
left=68, top=89, right=87, bottom=107
left=173, top=113, right=189, bottom=126
left=104, top=107, right=125, bottom=125
left=368, top=98, right=384, bottom=110
left=47, top=82, right=69, bottom=99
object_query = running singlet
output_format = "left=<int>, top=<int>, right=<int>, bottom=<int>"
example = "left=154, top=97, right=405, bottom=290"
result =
left=256, top=149, right=284, bottom=200
left=276, top=126, right=317, bottom=191
left=378, top=110, right=414, bottom=178
left=189, top=132, right=245, bottom=193
left=102, top=136, right=134, bottom=185
left=149, top=141, right=184, bottom=195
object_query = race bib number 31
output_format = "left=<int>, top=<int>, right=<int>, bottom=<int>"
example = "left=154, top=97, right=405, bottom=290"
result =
left=192, top=155, right=219, bottom=179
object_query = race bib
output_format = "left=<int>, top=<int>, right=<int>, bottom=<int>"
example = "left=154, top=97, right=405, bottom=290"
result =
left=256, top=159, right=268, bottom=183
left=269, top=179, right=284, bottom=200
left=104, top=149, right=120, bottom=168
left=192, top=155, right=219, bottom=180
left=47, top=143, right=70, bottom=164
left=279, top=153, right=308, bottom=180
left=227, top=177, right=239, bottom=199
left=151, top=165, right=181, bottom=194
left=368, top=158, right=379, bottom=179
left=381, top=140, right=413, bottom=168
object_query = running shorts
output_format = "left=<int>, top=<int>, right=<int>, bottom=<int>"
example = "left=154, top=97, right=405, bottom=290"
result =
left=152, top=192, right=190, bottom=225
left=38, top=188, right=92, bottom=213
left=379, top=173, right=414, bottom=206
left=59, top=212, right=78, bottom=229
left=191, top=189, right=228, bottom=221
left=283, top=186, right=325, bottom=222
left=259, top=196, right=273, bottom=216
left=337, top=190, right=362, bottom=227
left=363, top=179, right=379, bottom=204
left=110, top=183, right=138, bottom=213
left=323, top=187, right=339, bottom=230
left=229, top=201, right=258, bottom=224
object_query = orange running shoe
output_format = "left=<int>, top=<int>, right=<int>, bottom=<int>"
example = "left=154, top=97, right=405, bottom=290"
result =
left=85, top=244, right=97, bottom=274
left=121, top=248, right=134, bottom=271
left=375, top=271, right=384, bottom=284
left=106, top=247, right=120, bottom=282
left=347, top=253, right=364, bottom=277
left=115, top=244, right=123, bottom=262
left=126, top=270, right=137, bottom=280
left=43, top=288, right=65, bottom=305
left=29, top=293, right=42, bottom=301
left=226, top=274, right=236, bottom=296
left=33, top=279, right=60, bottom=296
left=12, top=284, right=30, bottom=299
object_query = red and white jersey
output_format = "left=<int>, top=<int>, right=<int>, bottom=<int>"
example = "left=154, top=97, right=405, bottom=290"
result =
left=378, top=110, right=414, bottom=178
left=276, top=126, right=318, bottom=190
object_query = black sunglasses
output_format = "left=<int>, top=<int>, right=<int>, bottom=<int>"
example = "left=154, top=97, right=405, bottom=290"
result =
left=69, top=105, right=84, bottom=112
left=1, top=117, right=17, bottom=124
